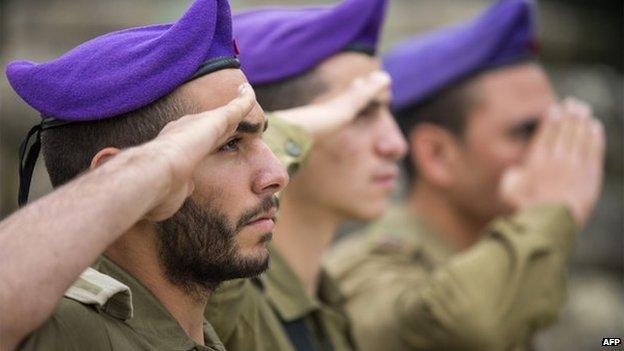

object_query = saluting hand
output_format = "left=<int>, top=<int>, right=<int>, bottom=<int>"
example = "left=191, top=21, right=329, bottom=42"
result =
left=142, top=83, right=256, bottom=221
left=271, top=70, right=392, bottom=138
left=500, top=97, right=606, bottom=229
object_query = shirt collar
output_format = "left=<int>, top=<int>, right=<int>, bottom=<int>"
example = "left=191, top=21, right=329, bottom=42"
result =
left=94, top=256, right=226, bottom=351
left=262, top=245, right=321, bottom=321
left=317, top=269, right=345, bottom=308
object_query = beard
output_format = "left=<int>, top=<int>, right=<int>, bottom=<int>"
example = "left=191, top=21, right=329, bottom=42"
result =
left=153, top=195, right=278, bottom=298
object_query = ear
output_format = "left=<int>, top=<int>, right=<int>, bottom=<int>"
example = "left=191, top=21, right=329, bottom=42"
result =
left=90, top=147, right=121, bottom=170
left=408, top=124, right=462, bottom=188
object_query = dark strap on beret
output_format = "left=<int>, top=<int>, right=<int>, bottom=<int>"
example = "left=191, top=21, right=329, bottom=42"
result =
left=17, top=118, right=73, bottom=207
left=18, top=124, right=42, bottom=207
left=343, top=43, right=376, bottom=56
left=190, top=56, right=241, bottom=81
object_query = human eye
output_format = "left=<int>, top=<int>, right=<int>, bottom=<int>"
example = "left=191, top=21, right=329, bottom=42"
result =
left=357, top=102, right=379, bottom=120
left=219, top=137, right=242, bottom=152
left=510, top=120, right=538, bottom=141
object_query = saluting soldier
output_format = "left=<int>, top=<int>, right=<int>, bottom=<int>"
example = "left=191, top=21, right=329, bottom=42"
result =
left=204, top=1, right=406, bottom=350
left=325, top=1, right=606, bottom=350
left=0, top=0, right=369, bottom=348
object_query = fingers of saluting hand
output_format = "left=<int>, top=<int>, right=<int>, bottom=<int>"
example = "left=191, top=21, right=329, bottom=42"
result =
left=160, top=83, right=256, bottom=150
left=332, top=70, right=392, bottom=117
left=526, top=103, right=561, bottom=166
left=154, top=83, right=256, bottom=174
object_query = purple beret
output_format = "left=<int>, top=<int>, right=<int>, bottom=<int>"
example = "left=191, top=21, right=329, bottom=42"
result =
left=233, top=0, right=388, bottom=85
left=6, top=0, right=239, bottom=122
left=384, top=0, right=538, bottom=111
left=10, top=0, right=241, bottom=207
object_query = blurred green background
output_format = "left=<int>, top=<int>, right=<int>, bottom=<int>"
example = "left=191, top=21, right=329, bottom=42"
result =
left=0, top=1, right=622, bottom=349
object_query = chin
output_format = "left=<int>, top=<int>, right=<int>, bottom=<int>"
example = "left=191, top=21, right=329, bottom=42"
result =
left=233, top=247, right=271, bottom=278
left=345, top=199, right=390, bottom=222
left=250, top=250, right=270, bottom=274
left=239, top=242, right=271, bottom=262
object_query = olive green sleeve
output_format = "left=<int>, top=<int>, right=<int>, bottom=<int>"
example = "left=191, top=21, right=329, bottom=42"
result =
left=396, top=204, right=576, bottom=351
left=264, top=114, right=313, bottom=179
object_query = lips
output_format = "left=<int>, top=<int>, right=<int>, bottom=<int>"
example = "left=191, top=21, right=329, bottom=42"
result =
left=243, top=207, right=278, bottom=234
left=373, top=173, right=398, bottom=181
left=246, top=207, right=277, bottom=226
left=245, top=218, right=276, bottom=234
left=372, top=166, right=400, bottom=189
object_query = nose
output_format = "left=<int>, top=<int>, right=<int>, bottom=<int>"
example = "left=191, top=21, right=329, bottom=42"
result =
left=252, top=142, right=289, bottom=195
left=374, top=111, right=408, bottom=161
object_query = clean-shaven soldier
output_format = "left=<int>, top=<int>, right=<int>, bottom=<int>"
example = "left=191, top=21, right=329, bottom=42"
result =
left=326, top=1, right=606, bottom=350
left=205, top=1, right=406, bottom=351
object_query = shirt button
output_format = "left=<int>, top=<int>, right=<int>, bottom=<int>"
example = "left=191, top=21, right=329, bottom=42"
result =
left=285, top=139, right=301, bottom=157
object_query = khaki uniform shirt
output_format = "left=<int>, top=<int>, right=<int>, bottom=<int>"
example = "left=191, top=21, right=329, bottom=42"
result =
left=205, top=245, right=355, bottom=351
left=325, top=203, right=576, bottom=351
left=19, top=257, right=226, bottom=351
left=17, top=114, right=311, bottom=351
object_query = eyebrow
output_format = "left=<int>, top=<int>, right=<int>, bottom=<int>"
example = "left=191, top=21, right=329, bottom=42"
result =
left=358, top=101, right=382, bottom=116
left=236, top=119, right=269, bottom=134
left=510, top=117, right=540, bottom=129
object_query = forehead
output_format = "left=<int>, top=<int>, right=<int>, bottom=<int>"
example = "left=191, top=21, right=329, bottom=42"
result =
left=177, top=68, right=248, bottom=110
left=176, top=68, right=265, bottom=124
left=313, top=52, right=381, bottom=102
left=471, top=62, right=555, bottom=125
left=479, top=63, right=552, bottom=97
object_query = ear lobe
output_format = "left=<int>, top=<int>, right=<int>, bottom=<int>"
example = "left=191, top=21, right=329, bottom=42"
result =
left=90, top=147, right=121, bottom=170
left=409, top=124, right=458, bottom=187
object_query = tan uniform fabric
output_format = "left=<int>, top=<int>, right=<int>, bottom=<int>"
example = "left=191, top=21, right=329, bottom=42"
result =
left=325, top=203, right=576, bottom=351
left=205, top=245, right=355, bottom=351
left=19, top=257, right=226, bottom=351
left=17, top=114, right=311, bottom=351
left=263, top=114, right=313, bottom=179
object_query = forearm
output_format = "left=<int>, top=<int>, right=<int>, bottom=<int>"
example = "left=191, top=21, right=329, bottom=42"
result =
left=398, top=204, right=576, bottom=350
left=0, top=145, right=169, bottom=349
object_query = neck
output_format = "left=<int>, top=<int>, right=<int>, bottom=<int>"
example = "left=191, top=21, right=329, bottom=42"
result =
left=105, top=220, right=208, bottom=345
left=274, top=192, right=341, bottom=296
left=408, top=182, right=486, bottom=250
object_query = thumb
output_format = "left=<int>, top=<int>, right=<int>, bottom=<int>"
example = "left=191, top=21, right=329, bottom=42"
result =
left=499, top=166, right=525, bottom=208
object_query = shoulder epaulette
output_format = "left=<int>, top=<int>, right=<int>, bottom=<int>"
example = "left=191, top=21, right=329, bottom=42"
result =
left=64, top=267, right=133, bottom=320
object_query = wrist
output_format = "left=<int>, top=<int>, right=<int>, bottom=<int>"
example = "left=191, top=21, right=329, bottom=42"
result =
left=110, top=143, right=175, bottom=210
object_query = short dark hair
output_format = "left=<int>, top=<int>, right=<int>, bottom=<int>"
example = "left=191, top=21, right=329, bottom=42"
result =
left=253, top=69, right=328, bottom=111
left=395, top=77, right=481, bottom=182
left=41, top=92, right=194, bottom=187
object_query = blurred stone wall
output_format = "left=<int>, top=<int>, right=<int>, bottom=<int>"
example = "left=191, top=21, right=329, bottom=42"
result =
left=0, top=1, right=622, bottom=349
